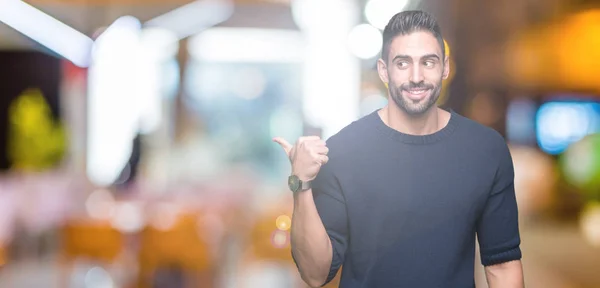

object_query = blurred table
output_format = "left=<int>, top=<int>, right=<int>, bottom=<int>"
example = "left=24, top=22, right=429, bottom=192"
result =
left=520, top=220, right=600, bottom=288
left=476, top=219, right=600, bottom=288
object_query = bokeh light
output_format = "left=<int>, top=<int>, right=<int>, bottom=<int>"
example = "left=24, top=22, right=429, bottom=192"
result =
left=348, top=24, right=382, bottom=59
left=149, top=202, right=180, bottom=231
left=110, top=201, right=144, bottom=233
left=85, top=189, right=116, bottom=220
left=580, top=202, right=600, bottom=247
left=536, top=102, right=600, bottom=155
left=271, top=230, right=290, bottom=249
left=365, top=0, right=410, bottom=30
left=275, top=214, right=291, bottom=231
left=561, top=133, right=600, bottom=194
left=84, top=266, right=115, bottom=288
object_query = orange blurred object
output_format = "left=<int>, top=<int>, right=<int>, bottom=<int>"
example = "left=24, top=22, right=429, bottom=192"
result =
left=249, top=218, right=291, bottom=262
left=553, top=10, right=600, bottom=90
left=244, top=203, right=341, bottom=287
left=507, top=9, right=600, bottom=93
left=0, top=244, right=6, bottom=267
left=61, top=220, right=124, bottom=263
left=60, top=220, right=125, bottom=288
left=137, top=212, right=215, bottom=288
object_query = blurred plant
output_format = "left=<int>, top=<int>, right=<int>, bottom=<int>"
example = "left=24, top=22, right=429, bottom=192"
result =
left=560, top=133, right=600, bottom=201
left=7, top=88, right=67, bottom=171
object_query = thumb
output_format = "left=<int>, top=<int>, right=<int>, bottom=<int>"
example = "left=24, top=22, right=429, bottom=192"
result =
left=272, top=137, right=293, bottom=155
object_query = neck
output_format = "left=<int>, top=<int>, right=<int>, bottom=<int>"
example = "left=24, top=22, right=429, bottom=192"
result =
left=378, top=104, right=450, bottom=136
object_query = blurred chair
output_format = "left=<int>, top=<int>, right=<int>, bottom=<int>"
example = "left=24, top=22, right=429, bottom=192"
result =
left=242, top=208, right=342, bottom=288
left=0, top=244, right=6, bottom=268
left=136, top=212, right=215, bottom=288
left=59, top=220, right=125, bottom=287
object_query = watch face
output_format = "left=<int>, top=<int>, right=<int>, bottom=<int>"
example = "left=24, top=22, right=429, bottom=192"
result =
left=288, top=175, right=300, bottom=192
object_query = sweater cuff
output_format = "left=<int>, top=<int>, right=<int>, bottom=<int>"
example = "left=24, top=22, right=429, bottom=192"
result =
left=322, top=238, right=343, bottom=286
left=481, top=246, right=522, bottom=266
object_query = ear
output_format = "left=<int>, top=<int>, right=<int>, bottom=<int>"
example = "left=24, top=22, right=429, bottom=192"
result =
left=377, top=58, right=389, bottom=85
left=442, top=56, right=450, bottom=80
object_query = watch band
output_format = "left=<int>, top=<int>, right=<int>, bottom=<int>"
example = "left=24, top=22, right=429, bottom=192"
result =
left=300, top=179, right=312, bottom=191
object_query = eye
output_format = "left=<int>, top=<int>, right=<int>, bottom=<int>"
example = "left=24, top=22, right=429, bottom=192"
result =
left=423, top=60, right=435, bottom=68
left=397, top=61, right=409, bottom=69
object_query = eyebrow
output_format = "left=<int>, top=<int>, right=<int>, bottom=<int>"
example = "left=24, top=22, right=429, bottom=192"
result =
left=392, top=54, right=441, bottom=62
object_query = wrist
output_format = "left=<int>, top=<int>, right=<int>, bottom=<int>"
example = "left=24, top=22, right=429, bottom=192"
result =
left=291, top=171, right=315, bottom=182
left=288, top=174, right=314, bottom=193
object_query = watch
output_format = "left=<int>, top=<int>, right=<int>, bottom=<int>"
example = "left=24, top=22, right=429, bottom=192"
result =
left=288, top=175, right=312, bottom=192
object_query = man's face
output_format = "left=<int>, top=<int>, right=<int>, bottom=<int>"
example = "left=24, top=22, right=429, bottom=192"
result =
left=377, top=31, right=449, bottom=116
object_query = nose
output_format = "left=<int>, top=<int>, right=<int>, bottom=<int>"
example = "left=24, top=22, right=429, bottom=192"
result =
left=410, top=65, right=424, bottom=83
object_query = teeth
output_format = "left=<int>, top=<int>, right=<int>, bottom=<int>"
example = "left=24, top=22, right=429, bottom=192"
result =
left=409, top=90, right=425, bottom=94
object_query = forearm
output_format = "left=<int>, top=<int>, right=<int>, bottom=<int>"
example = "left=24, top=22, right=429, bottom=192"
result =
left=291, top=189, right=333, bottom=287
left=485, top=260, right=524, bottom=288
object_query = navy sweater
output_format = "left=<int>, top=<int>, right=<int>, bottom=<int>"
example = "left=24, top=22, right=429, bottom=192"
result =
left=307, top=109, right=521, bottom=287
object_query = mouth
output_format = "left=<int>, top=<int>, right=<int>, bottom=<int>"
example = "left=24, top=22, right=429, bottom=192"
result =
left=402, top=88, right=431, bottom=101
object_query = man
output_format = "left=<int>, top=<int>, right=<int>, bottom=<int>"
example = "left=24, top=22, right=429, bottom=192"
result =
left=274, top=10, right=524, bottom=288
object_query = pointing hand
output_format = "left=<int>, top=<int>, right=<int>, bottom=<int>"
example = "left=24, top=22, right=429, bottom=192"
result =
left=273, top=136, right=329, bottom=181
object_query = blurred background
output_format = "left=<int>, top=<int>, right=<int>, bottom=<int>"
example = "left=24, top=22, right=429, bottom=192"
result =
left=0, top=0, right=599, bottom=287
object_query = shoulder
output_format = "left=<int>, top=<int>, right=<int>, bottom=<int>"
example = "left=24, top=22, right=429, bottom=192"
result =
left=324, top=112, right=376, bottom=159
left=314, top=112, right=377, bottom=185
left=452, top=113, right=513, bottom=178
left=311, top=116, right=371, bottom=198
left=453, top=113, right=510, bottom=154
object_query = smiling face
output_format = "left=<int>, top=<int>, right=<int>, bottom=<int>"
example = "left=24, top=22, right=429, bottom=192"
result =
left=378, top=30, right=449, bottom=116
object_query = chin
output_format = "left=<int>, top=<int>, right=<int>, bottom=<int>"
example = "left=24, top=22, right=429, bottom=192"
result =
left=405, top=98, right=435, bottom=115
left=389, top=84, right=441, bottom=116
left=404, top=106, right=433, bottom=116
left=392, top=95, right=438, bottom=116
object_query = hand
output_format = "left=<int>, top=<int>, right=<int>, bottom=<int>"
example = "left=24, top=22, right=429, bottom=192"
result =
left=273, top=136, right=329, bottom=181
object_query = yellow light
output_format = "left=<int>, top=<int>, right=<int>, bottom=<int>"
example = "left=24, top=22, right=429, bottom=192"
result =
left=554, top=10, right=600, bottom=91
left=444, top=39, right=450, bottom=58
left=438, top=39, right=454, bottom=106
left=507, top=9, right=600, bottom=92
left=580, top=202, right=600, bottom=247
left=275, top=214, right=291, bottom=231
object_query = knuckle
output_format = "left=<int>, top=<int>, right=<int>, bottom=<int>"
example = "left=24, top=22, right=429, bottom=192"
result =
left=311, top=153, right=320, bottom=161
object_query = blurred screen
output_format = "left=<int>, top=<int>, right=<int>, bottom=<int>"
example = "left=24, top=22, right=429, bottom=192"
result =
left=185, top=61, right=304, bottom=180
left=536, top=98, right=600, bottom=155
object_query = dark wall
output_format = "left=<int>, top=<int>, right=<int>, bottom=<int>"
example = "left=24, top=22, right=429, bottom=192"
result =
left=0, top=50, right=61, bottom=170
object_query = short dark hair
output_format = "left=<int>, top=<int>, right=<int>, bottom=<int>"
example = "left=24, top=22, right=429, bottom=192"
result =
left=382, top=10, right=445, bottom=62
